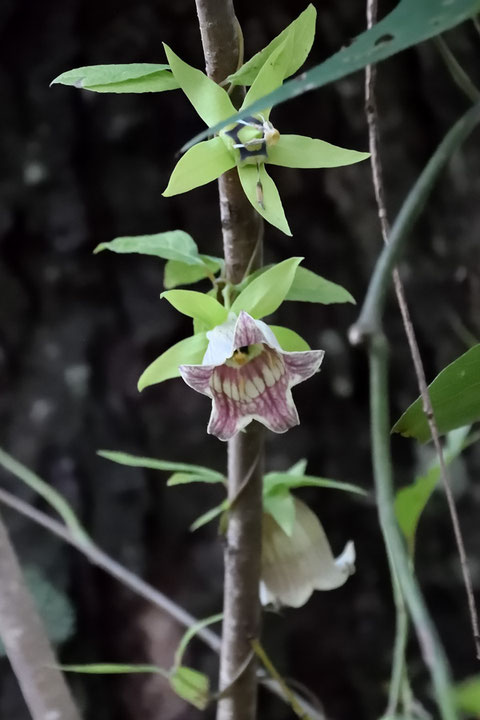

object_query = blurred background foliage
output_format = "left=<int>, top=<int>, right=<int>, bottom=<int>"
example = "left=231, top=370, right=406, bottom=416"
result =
left=0, top=0, right=480, bottom=718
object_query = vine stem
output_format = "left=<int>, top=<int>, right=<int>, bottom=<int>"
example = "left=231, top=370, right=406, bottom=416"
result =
left=363, top=3, right=480, bottom=660
left=0, top=511, right=82, bottom=720
left=0, top=487, right=326, bottom=720
left=193, top=2, right=264, bottom=720
left=352, top=84, right=480, bottom=720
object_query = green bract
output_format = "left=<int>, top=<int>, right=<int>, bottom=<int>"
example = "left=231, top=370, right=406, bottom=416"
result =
left=162, top=7, right=369, bottom=235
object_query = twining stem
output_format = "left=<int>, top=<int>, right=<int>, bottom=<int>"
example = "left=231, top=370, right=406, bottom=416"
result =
left=0, top=511, right=81, bottom=720
left=354, top=95, right=480, bottom=660
left=0, top=486, right=326, bottom=719
left=194, top=2, right=264, bottom=720
left=369, top=335, right=457, bottom=720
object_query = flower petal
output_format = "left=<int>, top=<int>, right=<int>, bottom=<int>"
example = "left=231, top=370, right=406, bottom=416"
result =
left=205, top=347, right=300, bottom=441
left=163, top=137, right=236, bottom=196
left=282, top=350, right=325, bottom=387
left=163, top=44, right=236, bottom=127
left=237, top=163, right=291, bottom=236
left=261, top=498, right=355, bottom=607
left=179, top=364, right=214, bottom=396
left=267, top=134, right=370, bottom=169
left=232, top=311, right=266, bottom=347
left=203, top=315, right=237, bottom=366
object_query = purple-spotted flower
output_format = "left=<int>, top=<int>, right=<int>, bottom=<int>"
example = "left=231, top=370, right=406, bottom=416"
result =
left=179, top=311, right=324, bottom=441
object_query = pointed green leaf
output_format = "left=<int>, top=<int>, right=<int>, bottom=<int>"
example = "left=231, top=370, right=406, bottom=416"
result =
left=167, top=472, right=224, bottom=486
left=184, top=0, right=480, bottom=149
left=237, top=163, right=291, bottom=235
left=164, top=256, right=223, bottom=289
left=161, top=290, right=227, bottom=328
left=163, top=137, right=235, bottom=196
left=163, top=44, right=235, bottom=127
left=394, top=426, right=471, bottom=549
left=59, top=663, right=169, bottom=677
left=268, top=134, right=369, bottom=169
left=231, top=257, right=302, bottom=319
left=269, top=325, right=310, bottom=352
left=241, top=36, right=291, bottom=113
left=94, top=231, right=203, bottom=266
left=392, top=345, right=480, bottom=442
left=97, top=450, right=223, bottom=480
left=51, top=64, right=179, bottom=93
left=0, top=448, right=90, bottom=545
left=286, top=266, right=355, bottom=304
left=263, top=472, right=367, bottom=496
left=263, top=486, right=296, bottom=536
left=137, top=333, right=209, bottom=390
left=287, top=459, right=308, bottom=476
left=170, top=666, right=210, bottom=710
left=228, top=5, right=317, bottom=86
left=190, top=500, right=229, bottom=532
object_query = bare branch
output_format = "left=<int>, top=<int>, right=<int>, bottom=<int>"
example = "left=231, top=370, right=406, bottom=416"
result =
left=0, top=511, right=81, bottom=720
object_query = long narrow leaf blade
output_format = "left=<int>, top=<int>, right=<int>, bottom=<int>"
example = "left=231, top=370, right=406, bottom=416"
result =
left=183, top=0, right=480, bottom=150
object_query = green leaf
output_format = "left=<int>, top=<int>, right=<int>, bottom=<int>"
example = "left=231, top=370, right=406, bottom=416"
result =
left=167, top=472, right=224, bottom=486
left=287, top=458, right=308, bottom=476
left=164, top=256, right=223, bottom=289
left=263, top=472, right=367, bottom=497
left=268, top=134, right=369, bottom=169
left=161, top=290, right=227, bottom=328
left=190, top=500, right=229, bottom=532
left=455, top=675, right=480, bottom=715
left=137, top=333, right=209, bottom=390
left=0, top=567, right=75, bottom=656
left=163, top=137, right=235, bottom=196
left=170, top=666, right=210, bottom=710
left=394, top=426, right=471, bottom=550
left=163, top=43, right=235, bottom=127
left=174, top=613, right=223, bottom=668
left=60, top=663, right=169, bottom=677
left=51, top=64, right=179, bottom=93
left=0, top=447, right=90, bottom=545
left=286, top=266, right=355, bottom=304
left=392, top=345, right=480, bottom=442
left=94, top=231, right=204, bottom=266
left=263, top=486, right=296, bottom=536
left=269, top=325, right=310, bottom=352
left=231, top=257, right=302, bottom=319
left=183, top=0, right=480, bottom=149
left=237, top=162, right=291, bottom=235
left=241, top=36, right=291, bottom=114
left=97, top=450, right=223, bottom=480
left=228, top=5, right=317, bottom=86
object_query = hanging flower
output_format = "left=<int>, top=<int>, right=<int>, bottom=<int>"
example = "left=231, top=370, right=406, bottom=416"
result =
left=179, top=311, right=324, bottom=441
left=260, top=497, right=355, bottom=608
left=161, top=6, right=369, bottom=236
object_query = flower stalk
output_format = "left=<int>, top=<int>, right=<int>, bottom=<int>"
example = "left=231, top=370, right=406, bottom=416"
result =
left=193, top=1, right=264, bottom=719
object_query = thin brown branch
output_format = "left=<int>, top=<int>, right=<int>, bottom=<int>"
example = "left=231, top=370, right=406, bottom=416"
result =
left=0, top=488, right=326, bottom=720
left=0, top=511, right=81, bottom=720
left=365, top=0, right=480, bottom=660
left=193, top=3, right=265, bottom=719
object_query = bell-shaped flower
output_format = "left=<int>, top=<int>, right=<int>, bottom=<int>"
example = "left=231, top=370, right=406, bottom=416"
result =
left=261, top=496, right=355, bottom=608
left=179, top=311, right=324, bottom=441
left=162, top=6, right=369, bottom=235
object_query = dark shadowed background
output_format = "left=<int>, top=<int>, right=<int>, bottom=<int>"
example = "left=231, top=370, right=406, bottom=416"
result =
left=1, top=0, right=480, bottom=718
